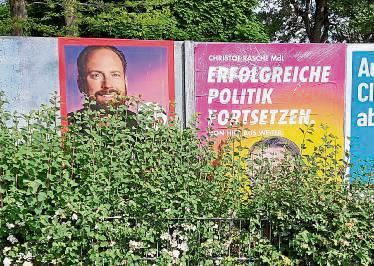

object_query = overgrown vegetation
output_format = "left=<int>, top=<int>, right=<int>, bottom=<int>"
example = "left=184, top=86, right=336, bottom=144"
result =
left=0, top=93, right=373, bottom=265
left=3, top=0, right=374, bottom=43
left=257, top=0, right=374, bottom=43
left=0, top=0, right=268, bottom=43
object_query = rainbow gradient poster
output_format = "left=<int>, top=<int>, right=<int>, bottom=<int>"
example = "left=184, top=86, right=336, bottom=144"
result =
left=195, top=43, right=346, bottom=156
left=346, top=44, right=374, bottom=182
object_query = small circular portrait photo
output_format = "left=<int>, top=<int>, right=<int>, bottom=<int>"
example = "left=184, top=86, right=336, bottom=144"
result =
left=247, top=136, right=301, bottom=179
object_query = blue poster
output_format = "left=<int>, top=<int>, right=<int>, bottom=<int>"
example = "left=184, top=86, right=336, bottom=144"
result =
left=350, top=51, right=374, bottom=182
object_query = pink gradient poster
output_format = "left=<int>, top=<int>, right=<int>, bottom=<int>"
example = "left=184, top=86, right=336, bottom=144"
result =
left=195, top=43, right=346, bottom=155
left=58, top=38, right=174, bottom=122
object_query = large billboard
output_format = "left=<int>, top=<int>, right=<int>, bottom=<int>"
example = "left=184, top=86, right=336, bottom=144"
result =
left=346, top=44, right=374, bottom=182
left=58, top=38, right=175, bottom=124
left=195, top=43, right=346, bottom=158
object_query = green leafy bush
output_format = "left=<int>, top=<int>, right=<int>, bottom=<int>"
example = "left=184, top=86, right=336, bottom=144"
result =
left=0, top=93, right=373, bottom=265
left=242, top=153, right=374, bottom=265
left=0, top=94, right=242, bottom=265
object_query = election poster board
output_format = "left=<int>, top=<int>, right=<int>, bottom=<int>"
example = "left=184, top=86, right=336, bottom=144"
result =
left=346, top=44, right=374, bottom=182
left=58, top=38, right=175, bottom=125
left=0, top=37, right=59, bottom=115
left=195, top=43, right=346, bottom=157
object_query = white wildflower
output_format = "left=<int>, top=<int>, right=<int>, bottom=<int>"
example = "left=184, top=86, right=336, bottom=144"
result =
left=160, top=232, right=170, bottom=241
left=129, top=240, right=143, bottom=251
left=183, top=224, right=196, bottom=231
left=146, top=250, right=157, bottom=258
left=22, top=262, right=33, bottom=266
left=7, top=234, right=18, bottom=244
left=6, top=223, right=15, bottom=229
left=178, top=242, right=188, bottom=252
left=2, top=247, right=11, bottom=254
left=172, top=230, right=180, bottom=237
left=341, top=240, right=349, bottom=246
left=24, top=252, right=32, bottom=260
left=172, top=249, right=180, bottom=258
left=212, top=223, right=219, bottom=229
left=109, top=240, right=116, bottom=247
left=71, top=213, right=78, bottom=221
left=170, top=239, right=178, bottom=248
left=18, top=221, right=25, bottom=227
left=3, top=257, right=12, bottom=266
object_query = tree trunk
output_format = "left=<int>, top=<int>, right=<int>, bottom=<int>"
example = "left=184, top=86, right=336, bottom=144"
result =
left=62, top=0, right=79, bottom=36
left=310, top=0, right=329, bottom=43
left=9, top=0, right=28, bottom=36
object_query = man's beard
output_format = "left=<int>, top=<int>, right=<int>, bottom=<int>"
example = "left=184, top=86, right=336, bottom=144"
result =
left=90, top=89, right=125, bottom=111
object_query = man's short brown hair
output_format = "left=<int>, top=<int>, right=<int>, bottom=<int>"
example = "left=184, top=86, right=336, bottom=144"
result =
left=249, top=136, right=301, bottom=158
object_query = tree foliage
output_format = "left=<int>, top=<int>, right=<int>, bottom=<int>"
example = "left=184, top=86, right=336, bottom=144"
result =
left=0, top=3, right=12, bottom=35
left=80, top=0, right=184, bottom=40
left=258, top=0, right=374, bottom=43
left=2, top=1, right=374, bottom=43
left=170, top=0, right=268, bottom=42
left=0, top=0, right=268, bottom=42
left=329, top=0, right=374, bottom=42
